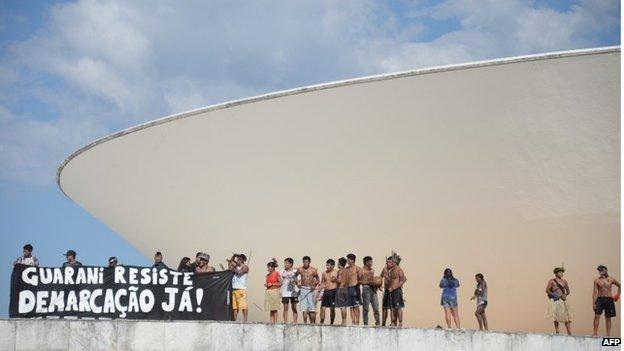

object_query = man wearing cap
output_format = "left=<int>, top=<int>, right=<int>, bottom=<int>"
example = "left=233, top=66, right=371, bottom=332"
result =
left=14, top=244, right=39, bottom=267
left=545, top=267, right=571, bottom=335
left=593, top=265, right=621, bottom=336
left=62, top=250, right=83, bottom=268
left=108, top=257, right=118, bottom=268
left=195, top=253, right=215, bottom=273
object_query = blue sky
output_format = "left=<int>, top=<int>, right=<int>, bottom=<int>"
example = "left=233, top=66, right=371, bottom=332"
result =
left=0, top=0, right=620, bottom=316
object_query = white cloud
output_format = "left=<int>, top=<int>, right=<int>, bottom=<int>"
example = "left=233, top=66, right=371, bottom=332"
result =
left=0, top=117, right=108, bottom=185
left=0, top=0, right=619, bottom=186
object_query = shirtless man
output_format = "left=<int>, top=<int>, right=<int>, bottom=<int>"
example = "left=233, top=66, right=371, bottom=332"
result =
left=380, top=260, right=392, bottom=326
left=361, top=256, right=380, bottom=326
left=296, top=256, right=320, bottom=324
left=345, top=253, right=362, bottom=325
left=386, top=255, right=407, bottom=327
left=593, top=265, right=621, bottom=336
left=320, top=259, right=339, bottom=324
left=335, top=257, right=350, bottom=325
left=545, top=267, right=571, bottom=334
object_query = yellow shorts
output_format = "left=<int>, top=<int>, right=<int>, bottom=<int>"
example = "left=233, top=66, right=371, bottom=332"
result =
left=232, top=289, right=247, bottom=310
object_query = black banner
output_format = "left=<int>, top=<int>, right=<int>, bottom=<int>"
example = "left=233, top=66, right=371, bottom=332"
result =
left=10, top=264, right=233, bottom=320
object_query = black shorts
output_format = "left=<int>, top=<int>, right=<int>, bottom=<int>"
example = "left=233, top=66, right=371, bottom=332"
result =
left=595, top=297, right=616, bottom=318
left=391, top=288, right=405, bottom=309
left=281, top=296, right=298, bottom=305
left=382, top=289, right=391, bottom=309
left=321, top=289, right=336, bottom=307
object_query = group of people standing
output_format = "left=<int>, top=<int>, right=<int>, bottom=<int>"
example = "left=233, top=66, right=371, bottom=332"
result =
left=545, top=265, right=621, bottom=336
left=12, top=244, right=622, bottom=336
left=256, top=252, right=407, bottom=327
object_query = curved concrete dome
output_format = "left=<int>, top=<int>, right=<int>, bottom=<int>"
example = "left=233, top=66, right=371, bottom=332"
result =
left=58, top=47, right=620, bottom=334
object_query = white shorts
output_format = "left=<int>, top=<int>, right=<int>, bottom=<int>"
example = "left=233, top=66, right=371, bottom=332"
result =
left=299, top=287, right=317, bottom=312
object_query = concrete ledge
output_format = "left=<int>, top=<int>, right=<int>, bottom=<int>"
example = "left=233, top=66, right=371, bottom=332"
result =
left=1, top=319, right=610, bottom=351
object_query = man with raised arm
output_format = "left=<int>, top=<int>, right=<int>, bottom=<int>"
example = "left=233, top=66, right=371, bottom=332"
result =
left=230, top=254, right=249, bottom=322
left=593, top=265, right=621, bottom=336
left=296, top=256, right=320, bottom=324
left=320, top=259, right=338, bottom=324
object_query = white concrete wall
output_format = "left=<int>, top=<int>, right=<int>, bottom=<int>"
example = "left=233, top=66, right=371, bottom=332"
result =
left=0, top=319, right=612, bottom=351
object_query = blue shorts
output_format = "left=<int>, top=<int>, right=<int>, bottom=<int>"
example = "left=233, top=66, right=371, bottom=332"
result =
left=347, top=286, right=361, bottom=307
left=441, top=295, right=458, bottom=308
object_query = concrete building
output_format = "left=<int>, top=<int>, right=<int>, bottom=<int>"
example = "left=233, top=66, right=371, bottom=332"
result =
left=57, top=47, right=620, bottom=335
left=0, top=319, right=608, bottom=351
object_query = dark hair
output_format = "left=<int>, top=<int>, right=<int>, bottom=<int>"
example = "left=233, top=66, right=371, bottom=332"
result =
left=363, top=256, right=372, bottom=264
left=326, top=259, right=335, bottom=266
left=196, top=252, right=202, bottom=258
left=475, top=273, right=484, bottom=280
left=303, top=256, right=311, bottom=262
left=177, top=257, right=191, bottom=271
left=338, top=257, right=347, bottom=267
left=239, top=254, right=247, bottom=262
left=267, top=259, right=278, bottom=268
left=347, top=253, right=356, bottom=261
left=284, top=257, right=294, bottom=265
left=23, top=244, right=33, bottom=251
left=444, top=268, right=454, bottom=280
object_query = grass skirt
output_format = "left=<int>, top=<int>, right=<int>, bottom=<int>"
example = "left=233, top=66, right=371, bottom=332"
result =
left=545, top=299, right=572, bottom=322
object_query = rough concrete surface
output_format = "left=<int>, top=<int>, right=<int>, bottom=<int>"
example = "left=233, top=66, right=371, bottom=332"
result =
left=1, top=319, right=614, bottom=351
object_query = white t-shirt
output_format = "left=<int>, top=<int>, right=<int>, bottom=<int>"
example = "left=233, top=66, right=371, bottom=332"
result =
left=280, top=269, right=299, bottom=297
left=232, top=266, right=248, bottom=290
